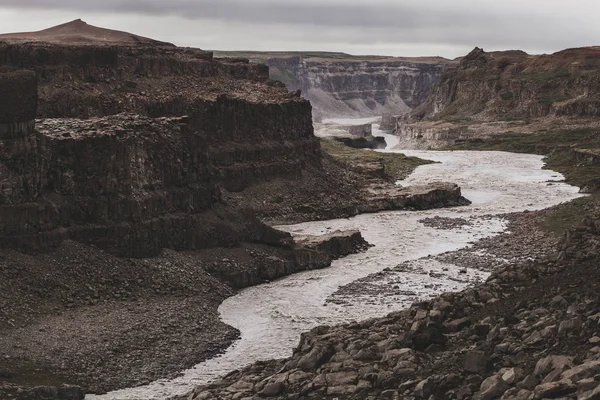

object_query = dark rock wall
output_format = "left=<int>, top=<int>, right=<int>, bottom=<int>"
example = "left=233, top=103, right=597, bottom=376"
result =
left=409, top=47, right=600, bottom=122
left=0, top=43, right=319, bottom=257
left=0, top=70, right=37, bottom=137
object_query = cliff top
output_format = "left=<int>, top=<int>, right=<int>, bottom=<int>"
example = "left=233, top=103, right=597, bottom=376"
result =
left=0, top=19, right=174, bottom=47
left=36, top=114, right=188, bottom=140
left=213, top=50, right=452, bottom=64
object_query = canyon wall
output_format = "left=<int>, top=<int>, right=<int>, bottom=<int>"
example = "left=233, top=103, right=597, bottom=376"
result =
left=0, top=43, right=322, bottom=257
left=408, top=47, right=600, bottom=122
left=392, top=46, right=600, bottom=148
left=0, top=42, right=321, bottom=190
left=264, top=55, right=448, bottom=120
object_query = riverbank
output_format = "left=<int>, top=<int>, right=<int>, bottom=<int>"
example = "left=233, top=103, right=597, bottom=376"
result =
left=0, top=120, right=469, bottom=399
left=222, top=146, right=467, bottom=226
left=0, top=231, right=369, bottom=398
left=188, top=186, right=600, bottom=400
left=89, top=149, right=578, bottom=400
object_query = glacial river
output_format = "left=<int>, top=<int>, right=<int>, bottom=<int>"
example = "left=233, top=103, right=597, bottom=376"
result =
left=90, top=118, right=583, bottom=400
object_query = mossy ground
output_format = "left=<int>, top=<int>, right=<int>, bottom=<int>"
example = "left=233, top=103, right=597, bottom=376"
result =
left=320, top=138, right=434, bottom=181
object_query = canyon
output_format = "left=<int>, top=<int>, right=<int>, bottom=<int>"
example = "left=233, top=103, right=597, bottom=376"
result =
left=1, top=17, right=600, bottom=400
left=0, top=20, right=466, bottom=399
left=215, top=51, right=449, bottom=121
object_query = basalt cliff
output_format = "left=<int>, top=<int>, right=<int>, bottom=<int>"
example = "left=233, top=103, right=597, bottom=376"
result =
left=0, top=21, right=467, bottom=398
left=393, top=47, right=600, bottom=149
left=216, top=51, right=449, bottom=121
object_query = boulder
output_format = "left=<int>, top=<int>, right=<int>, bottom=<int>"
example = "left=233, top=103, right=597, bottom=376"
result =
left=533, top=355, right=574, bottom=378
left=464, top=351, right=489, bottom=374
left=477, top=375, right=510, bottom=400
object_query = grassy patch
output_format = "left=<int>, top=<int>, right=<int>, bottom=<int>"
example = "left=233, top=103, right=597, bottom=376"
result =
left=538, top=196, right=599, bottom=237
left=500, top=92, right=514, bottom=101
left=320, top=139, right=434, bottom=180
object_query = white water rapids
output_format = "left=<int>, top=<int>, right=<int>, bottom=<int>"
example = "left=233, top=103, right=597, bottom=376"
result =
left=90, top=118, right=583, bottom=400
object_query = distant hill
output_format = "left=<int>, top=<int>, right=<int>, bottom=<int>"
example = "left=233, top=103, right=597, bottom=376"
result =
left=0, top=19, right=174, bottom=46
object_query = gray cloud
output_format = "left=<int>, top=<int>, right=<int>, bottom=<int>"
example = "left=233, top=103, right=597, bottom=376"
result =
left=0, top=0, right=492, bottom=28
left=0, top=0, right=598, bottom=58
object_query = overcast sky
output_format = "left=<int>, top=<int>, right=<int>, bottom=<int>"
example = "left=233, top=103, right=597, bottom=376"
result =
left=0, top=0, right=598, bottom=58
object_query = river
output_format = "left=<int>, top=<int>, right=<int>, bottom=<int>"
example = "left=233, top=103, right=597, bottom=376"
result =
left=89, top=118, right=583, bottom=400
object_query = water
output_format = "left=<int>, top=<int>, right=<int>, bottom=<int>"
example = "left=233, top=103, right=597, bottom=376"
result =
left=90, top=119, right=583, bottom=400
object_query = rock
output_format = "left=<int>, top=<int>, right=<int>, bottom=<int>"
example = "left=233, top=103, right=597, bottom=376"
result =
left=541, top=368, right=565, bottom=384
left=532, top=380, right=576, bottom=398
left=381, top=348, right=412, bottom=365
left=411, top=322, right=448, bottom=351
left=297, top=345, right=334, bottom=371
left=560, top=360, right=600, bottom=382
left=465, top=351, right=489, bottom=374
left=475, top=324, right=492, bottom=337
left=517, top=375, right=539, bottom=391
left=326, top=385, right=358, bottom=395
left=414, top=377, right=435, bottom=398
left=558, top=318, right=583, bottom=336
left=533, top=355, right=574, bottom=378
left=502, top=368, right=521, bottom=385
left=381, top=389, right=399, bottom=399
left=258, top=382, right=284, bottom=397
left=478, top=375, right=510, bottom=400
left=446, top=317, right=471, bottom=332
left=580, top=385, right=600, bottom=400
left=226, top=380, right=254, bottom=393
left=325, top=371, right=358, bottom=387
left=523, top=330, right=544, bottom=345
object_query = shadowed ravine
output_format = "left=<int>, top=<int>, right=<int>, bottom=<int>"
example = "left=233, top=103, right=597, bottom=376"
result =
left=88, top=120, right=583, bottom=400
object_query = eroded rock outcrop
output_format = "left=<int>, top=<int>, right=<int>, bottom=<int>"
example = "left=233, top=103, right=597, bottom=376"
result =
left=390, top=46, right=600, bottom=149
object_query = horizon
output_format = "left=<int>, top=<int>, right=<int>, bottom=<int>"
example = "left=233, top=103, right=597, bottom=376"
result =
left=1, top=1, right=599, bottom=59
left=0, top=18, right=590, bottom=60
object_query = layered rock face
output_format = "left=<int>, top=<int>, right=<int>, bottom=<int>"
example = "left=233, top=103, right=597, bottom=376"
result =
left=265, top=55, right=448, bottom=120
left=392, top=46, right=600, bottom=148
left=408, top=47, right=600, bottom=122
left=0, top=43, right=320, bottom=257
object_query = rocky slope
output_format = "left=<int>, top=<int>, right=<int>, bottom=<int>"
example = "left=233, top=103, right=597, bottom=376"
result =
left=410, top=47, right=600, bottom=122
left=216, top=51, right=449, bottom=120
left=188, top=202, right=600, bottom=400
left=392, top=46, right=600, bottom=149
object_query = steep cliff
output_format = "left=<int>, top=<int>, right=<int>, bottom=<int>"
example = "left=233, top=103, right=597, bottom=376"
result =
left=0, top=50, right=320, bottom=256
left=409, top=46, right=600, bottom=122
left=216, top=52, right=449, bottom=120
left=393, top=47, right=600, bottom=149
